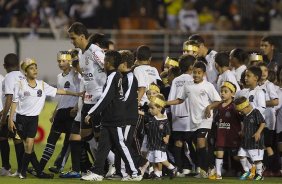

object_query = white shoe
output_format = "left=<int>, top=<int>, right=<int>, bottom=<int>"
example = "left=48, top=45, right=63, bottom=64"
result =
left=0, top=167, right=12, bottom=176
left=121, top=175, right=142, bottom=181
left=10, top=171, right=20, bottom=177
left=105, top=164, right=116, bottom=177
left=176, top=172, right=186, bottom=177
left=19, top=173, right=26, bottom=179
left=208, top=167, right=216, bottom=177
left=80, top=172, right=103, bottom=181
left=194, top=169, right=208, bottom=179
left=182, top=169, right=191, bottom=175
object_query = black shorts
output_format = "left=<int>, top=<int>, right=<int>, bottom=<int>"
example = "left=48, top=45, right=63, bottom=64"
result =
left=216, top=147, right=239, bottom=157
left=278, top=132, right=282, bottom=142
left=264, top=128, right=275, bottom=147
left=0, top=116, right=18, bottom=139
left=194, top=128, right=210, bottom=138
left=15, top=114, right=38, bottom=139
left=51, top=107, right=75, bottom=133
left=71, top=120, right=81, bottom=135
left=81, top=104, right=101, bottom=132
left=172, top=131, right=194, bottom=142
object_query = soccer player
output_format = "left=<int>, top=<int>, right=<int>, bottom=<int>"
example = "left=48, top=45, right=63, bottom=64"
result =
left=258, top=63, right=280, bottom=176
left=167, top=62, right=221, bottom=178
left=81, top=51, right=141, bottom=181
left=215, top=52, right=240, bottom=92
left=209, top=82, right=242, bottom=180
left=229, top=48, right=248, bottom=83
left=235, top=97, right=265, bottom=181
left=8, top=58, right=80, bottom=179
left=38, top=51, right=80, bottom=173
left=0, top=53, right=25, bottom=176
left=168, top=54, right=195, bottom=175
left=140, top=94, right=177, bottom=179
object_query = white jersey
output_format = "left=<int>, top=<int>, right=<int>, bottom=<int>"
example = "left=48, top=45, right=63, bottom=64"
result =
left=133, top=65, right=161, bottom=105
left=260, top=80, right=279, bottom=130
left=178, top=80, right=221, bottom=131
left=0, top=74, right=4, bottom=111
left=217, top=70, right=240, bottom=92
left=235, top=86, right=266, bottom=118
left=56, top=69, right=81, bottom=109
left=168, top=74, right=193, bottom=131
left=205, top=50, right=218, bottom=87
left=74, top=79, right=85, bottom=122
left=79, top=44, right=107, bottom=104
left=232, top=65, right=247, bottom=83
left=13, top=79, right=57, bottom=116
left=275, top=87, right=282, bottom=133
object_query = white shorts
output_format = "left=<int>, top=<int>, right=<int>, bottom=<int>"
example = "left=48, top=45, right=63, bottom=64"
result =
left=140, top=135, right=148, bottom=152
left=147, top=150, right=167, bottom=163
left=238, top=147, right=264, bottom=162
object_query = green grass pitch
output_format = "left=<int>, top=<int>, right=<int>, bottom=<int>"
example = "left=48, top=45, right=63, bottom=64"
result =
left=0, top=102, right=281, bottom=183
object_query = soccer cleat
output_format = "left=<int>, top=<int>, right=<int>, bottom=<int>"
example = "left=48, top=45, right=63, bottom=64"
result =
left=106, top=174, right=122, bottom=180
left=10, top=171, right=20, bottom=177
left=168, top=167, right=177, bottom=179
left=59, top=171, right=81, bottom=178
left=149, top=173, right=162, bottom=180
left=27, top=167, right=37, bottom=176
left=19, top=173, right=26, bottom=179
left=182, top=169, right=191, bottom=175
left=176, top=172, right=186, bottom=177
left=253, top=174, right=264, bottom=180
left=80, top=172, right=104, bottom=181
left=249, top=166, right=256, bottom=179
left=121, top=175, right=143, bottom=181
left=0, top=167, right=12, bottom=176
left=240, top=171, right=250, bottom=180
left=49, top=166, right=63, bottom=174
left=36, top=172, right=54, bottom=179
left=208, top=174, right=222, bottom=180
left=105, top=164, right=116, bottom=177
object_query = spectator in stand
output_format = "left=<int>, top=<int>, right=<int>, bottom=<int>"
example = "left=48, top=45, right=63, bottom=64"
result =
left=164, top=0, right=183, bottom=29
left=198, top=6, right=215, bottom=30
left=96, top=0, right=118, bottom=29
left=253, top=0, right=272, bottom=30
left=178, top=0, right=199, bottom=32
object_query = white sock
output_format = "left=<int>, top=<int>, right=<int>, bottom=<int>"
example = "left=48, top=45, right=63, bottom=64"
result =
left=246, top=159, right=252, bottom=170
left=256, top=162, right=263, bottom=175
left=107, top=150, right=115, bottom=165
left=154, top=170, right=162, bottom=177
left=215, top=158, right=223, bottom=176
left=167, top=164, right=175, bottom=170
left=240, top=158, right=249, bottom=172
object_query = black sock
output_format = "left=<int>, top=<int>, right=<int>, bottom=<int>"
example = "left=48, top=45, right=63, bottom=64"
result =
left=21, top=153, right=31, bottom=176
left=40, top=132, right=60, bottom=170
left=198, top=147, right=208, bottom=172
left=30, top=152, right=42, bottom=174
left=80, top=142, right=92, bottom=173
left=174, top=146, right=183, bottom=171
left=70, top=140, right=81, bottom=172
left=0, top=139, right=11, bottom=170
left=14, top=142, right=24, bottom=172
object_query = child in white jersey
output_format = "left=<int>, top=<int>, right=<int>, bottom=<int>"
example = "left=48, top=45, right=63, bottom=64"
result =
left=8, top=58, right=80, bottom=179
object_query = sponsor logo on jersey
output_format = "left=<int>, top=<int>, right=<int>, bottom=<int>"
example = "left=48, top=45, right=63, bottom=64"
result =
left=37, top=89, right=42, bottom=97
left=64, top=81, right=70, bottom=88
left=218, top=119, right=230, bottom=129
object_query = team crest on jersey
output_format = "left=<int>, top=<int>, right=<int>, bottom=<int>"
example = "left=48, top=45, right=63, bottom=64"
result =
left=24, top=91, right=30, bottom=96
left=159, top=124, right=164, bottom=130
left=249, top=95, right=254, bottom=102
left=249, top=118, right=254, bottom=123
left=37, top=89, right=42, bottom=97
left=200, top=90, right=206, bottom=96
left=64, top=81, right=70, bottom=88
left=225, top=111, right=231, bottom=118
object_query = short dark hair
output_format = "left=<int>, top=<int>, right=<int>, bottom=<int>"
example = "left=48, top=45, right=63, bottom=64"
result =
left=168, top=67, right=181, bottom=78
left=234, top=96, right=248, bottom=106
left=68, top=22, right=89, bottom=38
left=240, top=70, right=246, bottom=86
left=188, top=34, right=205, bottom=44
left=193, top=61, right=206, bottom=72
left=231, top=48, right=248, bottom=64
left=136, top=45, right=151, bottom=61
left=215, top=52, right=230, bottom=67
left=105, top=50, right=122, bottom=69
left=257, top=62, right=268, bottom=68
left=247, top=66, right=262, bottom=81
left=178, top=54, right=196, bottom=74
left=4, top=53, right=19, bottom=68
left=119, top=50, right=134, bottom=68
left=261, top=36, right=276, bottom=46
left=268, top=70, right=277, bottom=83
left=88, top=33, right=107, bottom=49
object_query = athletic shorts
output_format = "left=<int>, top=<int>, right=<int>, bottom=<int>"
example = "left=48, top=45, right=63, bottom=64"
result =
left=147, top=150, right=167, bottom=163
left=71, top=120, right=81, bottom=135
left=172, top=131, right=193, bottom=142
left=238, top=147, right=264, bottom=162
left=51, top=107, right=75, bottom=133
left=81, top=104, right=101, bottom=132
left=194, top=128, right=210, bottom=138
left=264, top=128, right=275, bottom=147
left=15, top=114, right=38, bottom=139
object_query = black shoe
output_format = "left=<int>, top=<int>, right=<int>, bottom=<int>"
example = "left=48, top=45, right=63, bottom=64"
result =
left=150, top=173, right=162, bottom=180
left=36, top=172, right=54, bottom=179
left=168, top=167, right=177, bottom=179
left=49, top=166, right=63, bottom=174
left=27, top=167, right=37, bottom=176
left=143, top=172, right=150, bottom=179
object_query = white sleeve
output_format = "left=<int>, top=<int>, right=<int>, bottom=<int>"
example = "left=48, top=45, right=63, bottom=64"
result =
left=177, top=84, right=188, bottom=100
left=207, top=83, right=221, bottom=102
left=255, top=89, right=266, bottom=115
left=12, top=82, right=20, bottom=103
left=43, top=82, right=57, bottom=97
left=134, top=67, right=147, bottom=88
left=168, top=79, right=177, bottom=101
left=154, top=68, right=161, bottom=81
left=4, top=75, right=16, bottom=95
left=92, top=50, right=105, bottom=69
left=267, top=82, right=279, bottom=100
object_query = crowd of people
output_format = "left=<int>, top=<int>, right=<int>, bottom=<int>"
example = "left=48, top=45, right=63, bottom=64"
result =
left=1, top=0, right=282, bottom=32
left=0, top=21, right=282, bottom=182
